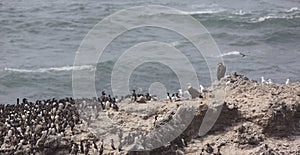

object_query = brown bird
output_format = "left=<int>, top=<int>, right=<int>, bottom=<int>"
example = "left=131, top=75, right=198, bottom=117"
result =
left=217, top=62, right=226, bottom=80
left=186, top=83, right=200, bottom=99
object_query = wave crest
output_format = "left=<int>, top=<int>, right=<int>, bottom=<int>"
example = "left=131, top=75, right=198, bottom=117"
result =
left=178, top=9, right=225, bottom=15
left=286, top=7, right=299, bottom=13
left=218, top=51, right=243, bottom=57
left=4, top=65, right=95, bottom=73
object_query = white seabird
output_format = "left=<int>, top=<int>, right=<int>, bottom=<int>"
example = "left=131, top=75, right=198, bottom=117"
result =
left=199, top=84, right=206, bottom=93
left=267, top=79, right=272, bottom=85
left=261, top=76, right=266, bottom=84
left=286, top=79, right=290, bottom=85
left=178, top=89, right=183, bottom=98
left=199, top=85, right=204, bottom=93
left=186, top=83, right=200, bottom=99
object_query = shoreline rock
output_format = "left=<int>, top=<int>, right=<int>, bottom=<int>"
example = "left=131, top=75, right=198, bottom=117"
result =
left=1, top=72, right=300, bottom=154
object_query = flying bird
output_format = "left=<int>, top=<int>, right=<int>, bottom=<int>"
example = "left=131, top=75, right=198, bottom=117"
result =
left=240, top=52, right=246, bottom=57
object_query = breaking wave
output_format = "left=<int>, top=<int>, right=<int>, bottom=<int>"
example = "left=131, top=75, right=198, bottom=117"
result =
left=4, top=65, right=95, bottom=73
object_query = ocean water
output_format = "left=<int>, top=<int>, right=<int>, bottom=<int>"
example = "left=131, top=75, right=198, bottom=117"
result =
left=1, top=0, right=300, bottom=104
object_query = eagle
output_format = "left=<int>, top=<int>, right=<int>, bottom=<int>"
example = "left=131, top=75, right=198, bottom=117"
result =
left=217, top=63, right=226, bottom=81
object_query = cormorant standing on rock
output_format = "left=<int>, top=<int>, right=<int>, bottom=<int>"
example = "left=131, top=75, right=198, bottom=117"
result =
left=112, top=98, right=119, bottom=111
left=263, top=144, right=268, bottom=150
left=171, top=94, right=176, bottom=101
left=108, top=95, right=112, bottom=103
left=111, top=139, right=116, bottom=150
left=181, top=138, right=187, bottom=147
left=84, top=141, right=90, bottom=155
left=167, top=92, right=172, bottom=102
left=260, top=144, right=269, bottom=155
left=99, top=139, right=104, bottom=155
left=23, top=98, right=27, bottom=104
left=205, top=143, right=214, bottom=153
left=200, top=148, right=205, bottom=155
left=175, top=92, right=180, bottom=99
left=131, top=89, right=137, bottom=102
left=100, top=91, right=107, bottom=103
left=92, top=141, right=98, bottom=155
left=153, top=115, right=158, bottom=126
left=100, top=102, right=105, bottom=110
left=80, top=140, right=84, bottom=153
left=214, top=148, right=222, bottom=155
left=93, top=141, right=98, bottom=150
left=118, top=142, right=122, bottom=152
left=17, top=98, right=19, bottom=105
left=145, top=93, right=151, bottom=101
left=70, top=143, right=79, bottom=155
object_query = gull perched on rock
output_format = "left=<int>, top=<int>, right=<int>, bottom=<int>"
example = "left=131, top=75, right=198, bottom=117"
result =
left=261, top=76, right=266, bottom=84
left=217, top=62, right=226, bottom=80
left=199, top=84, right=208, bottom=93
left=199, top=84, right=204, bottom=93
left=266, top=79, right=272, bottom=85
left=186, top=83, right=200, bottom=99
left=286, top=79, right=290, bottom=85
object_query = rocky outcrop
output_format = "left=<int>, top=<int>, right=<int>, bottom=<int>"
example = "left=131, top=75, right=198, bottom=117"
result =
left=144, top=72, right=300, bottom=154
left=1, top=72, right=300, bottom=155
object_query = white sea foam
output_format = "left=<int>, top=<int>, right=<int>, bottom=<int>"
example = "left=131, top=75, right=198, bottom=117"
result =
left=257, top=15, right=274, bottom=22
left=286, top=7, right=299, bottom=13
left=169, top=41, right=181, bottom=46
left=178, top=9, right=225, bottom=15
left=4, top=65, right=95, bottom=73
left=251, top=15, right=294, bottom=23
left=251, top=7, right=299, bottom=23
left=218, top=51, right=242, bottom=57
left=233, top=10, right=247, bottom=16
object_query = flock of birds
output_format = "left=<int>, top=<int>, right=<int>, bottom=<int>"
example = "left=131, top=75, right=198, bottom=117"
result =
left=0, top=77, right=216, bottom=155
left=0, top=62, right=295, bottom=154
left=0, top=98, right=80, bottom=154
left=0, top=81, right=213, bottom=155
left=69, top=139, right=107, bottom=155
left=200, top=143, right=223, bottom=155
left=0, top=94, right=221, bottom=155
left=260, top=76, right=290, bottom=85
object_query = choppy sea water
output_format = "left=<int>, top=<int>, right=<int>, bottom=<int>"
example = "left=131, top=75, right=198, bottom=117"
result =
left=1, top=0, right=300, bottom=104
